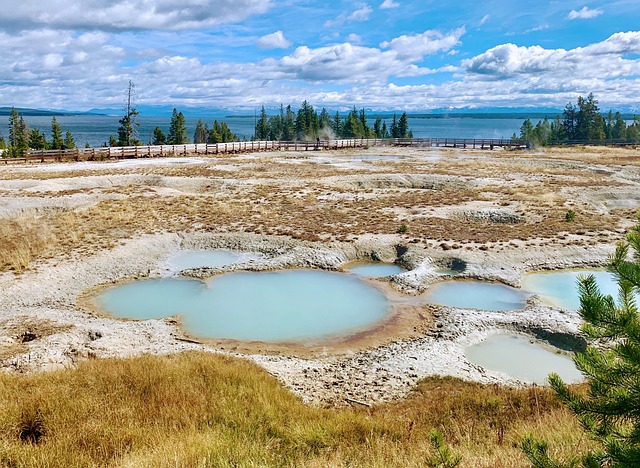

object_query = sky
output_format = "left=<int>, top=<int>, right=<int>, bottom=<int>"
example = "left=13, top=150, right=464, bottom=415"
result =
left=0, top=0, right=639, bottom=112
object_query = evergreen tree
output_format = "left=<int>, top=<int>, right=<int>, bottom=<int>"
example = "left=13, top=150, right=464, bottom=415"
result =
left=381, top=121, right=389, bottom=138
left=167, top=108, right=188, bottom=144
left=563, top=103, right=579, bottom=140
left=295, top=100, right=318, bottom=139
left=332, top=111, right=342, bottom=136
left=627, top=117, right=640, bottom=143
left=207, top=120, right=237, bottom=143
left=523, top=215, right=640, bottom=467
left=51, top=116, right=64, bottom=149
left=108, top=135, right=118, bottom=147
left=318, top=108, right=332, bottom=130
left=0, top=133, right=6, bottom=150
left=8, top=110, right=29, bottom=157
left=116, top=80, right=140, bottom=146
left=152, top=127, right=167, bottom=145
left=255, top=106, right=269, bottom=140
left=282, top=105, right=296, bottom=141
left=612, top=112, right=627, bottom=141
left=64, top=130, right=76, bottom=149
left=193, top=119, right=208, bottom=144
left=390, top=113, right=399, bottom=138
left=373, top=117, right=383, bottom=138
left=398, top=112, right=409, bottom=138
left=28, top=128, right=48, bottom=150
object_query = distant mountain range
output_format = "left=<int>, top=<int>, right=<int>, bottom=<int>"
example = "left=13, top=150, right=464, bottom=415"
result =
left=2, top=105, right=637, bottom=119
left=0, top=107, right=105, bottom=117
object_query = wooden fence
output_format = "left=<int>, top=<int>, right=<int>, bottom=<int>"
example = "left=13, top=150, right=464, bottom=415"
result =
left=0, top=138, right=524, bottom=164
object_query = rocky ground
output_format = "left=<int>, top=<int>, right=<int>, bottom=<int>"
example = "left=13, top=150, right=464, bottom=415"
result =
left=1, top=145, right=638, bottom=406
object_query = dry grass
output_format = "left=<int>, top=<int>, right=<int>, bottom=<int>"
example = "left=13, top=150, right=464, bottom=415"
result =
left=0, top=215, right=57, bottom=272
left=0, top=352, right=590, bottom=467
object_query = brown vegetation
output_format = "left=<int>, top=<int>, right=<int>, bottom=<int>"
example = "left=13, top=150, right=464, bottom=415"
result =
left=0, top=352, right=591, bottom=467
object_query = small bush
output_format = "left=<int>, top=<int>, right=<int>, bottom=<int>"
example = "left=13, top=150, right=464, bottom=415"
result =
left=565, top=210, right=576, bottom=222
left=397, top=223, right=408, bottom=233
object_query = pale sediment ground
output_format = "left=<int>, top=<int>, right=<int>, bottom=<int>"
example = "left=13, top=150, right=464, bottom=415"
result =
left=1, top=145, right=639, bottom=406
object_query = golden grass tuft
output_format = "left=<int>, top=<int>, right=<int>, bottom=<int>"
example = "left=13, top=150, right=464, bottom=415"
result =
left=0, top=352, right=591, bottom=467
left=0, top=215, right=57, bottom=272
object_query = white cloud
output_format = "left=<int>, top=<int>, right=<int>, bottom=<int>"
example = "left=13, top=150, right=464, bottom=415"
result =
left=346, top=33, right=362, bottom=44
left=380, top=27, right=465, bottom=60
left=568, top=6, right=604, bottom=20
left=479, top=14, right=490, bottom=26
left=462, top=31, right=640, bottom=78
left=380, top=0, right=399, bottom=9
left=0, top=0, right=272, bottom=31
left=257, top=31, right=291, bottom=49
left=324, top=3, right=372, bottom=28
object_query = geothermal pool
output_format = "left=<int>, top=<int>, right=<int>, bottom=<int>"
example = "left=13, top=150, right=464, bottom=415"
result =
left=346, top=263, right=407, bottom=278
left=97, top=270, right=389, bottom=342
left=465, top=334, right=583, bottom=384
left=423, top=280, right=528, bottom=311
left=522, top=269, right=632, bottom=310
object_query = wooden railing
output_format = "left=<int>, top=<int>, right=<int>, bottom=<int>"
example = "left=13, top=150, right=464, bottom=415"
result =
left=0, top=138, right=524, bottom=164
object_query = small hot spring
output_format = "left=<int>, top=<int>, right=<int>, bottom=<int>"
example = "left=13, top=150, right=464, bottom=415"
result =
left=465, top=334, right=583, bottom=384
left=423, top=280, right=528, bottom=311
left=522, top=269, right=637, bottom=310
left=96, top=270, right=389, bottom=342
left=167, top=249, right=263, bottom=271
left=346, top=262, right=407, bottom=278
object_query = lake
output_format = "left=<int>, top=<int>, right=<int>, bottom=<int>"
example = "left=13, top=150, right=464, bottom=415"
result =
left=0, top=114, right=535, bottom=148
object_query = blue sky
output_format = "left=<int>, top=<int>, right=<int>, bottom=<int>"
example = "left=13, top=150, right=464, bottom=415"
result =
left=0, top=0, right=639, bottom=111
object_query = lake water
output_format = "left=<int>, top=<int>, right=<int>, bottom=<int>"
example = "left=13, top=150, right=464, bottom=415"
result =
left=465, top=334, right=583, bottom=384
left=346, top=263, right=407, bottom=278
left=97, top=270, right=388, bottom=342
left=0, top=114, right=531, bottom=148
left=423, top=280, right=528, bottom=311
left=521, top=269, right=635, bottom=310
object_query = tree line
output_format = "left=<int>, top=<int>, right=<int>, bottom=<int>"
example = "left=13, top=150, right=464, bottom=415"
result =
left=518, top=93, right=640, bottom=146
left=254, top=101, right=412, bottom=141
left=109, top=107, right=238, bottom=147
left=0, top=107, right=76, bottom=157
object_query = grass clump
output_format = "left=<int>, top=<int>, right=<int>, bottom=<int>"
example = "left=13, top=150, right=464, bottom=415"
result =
left=0, top=352, right=592, bottom=467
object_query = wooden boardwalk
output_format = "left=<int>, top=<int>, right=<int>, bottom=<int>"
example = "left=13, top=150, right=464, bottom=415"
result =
left=1, top=137, right=524, bottom=164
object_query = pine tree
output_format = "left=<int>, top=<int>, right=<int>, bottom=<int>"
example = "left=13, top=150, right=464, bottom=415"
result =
left=255, top=106, right=269, bottom=140
left=390, top=113, right=399, bottom=138
left=116, top=80, right=140, bottom=146
left=523, top=215, right=640, bottom=467
left=152, top=127, right=167, bottom=145
left=8, top=109, right=29, bottom=157
left=193, top=119, right=208, bottom=144
left=28, top=128, right=48, bottom=150
left=167, top=108, right=188, bottom=144
left=398, top=112, right=409, bottom=138
left=51, top=116, right=63, bottom=149
left=64, top=130, right=76, bottom=149
left=333, top=111, right=342, bottom=136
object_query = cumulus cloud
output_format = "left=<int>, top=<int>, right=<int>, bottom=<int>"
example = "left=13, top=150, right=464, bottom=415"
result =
left=324, top=3, right=372, bottom=28
left=0, top=0, right=272, bottom=31
left=380, top=0, right=400, bottom=9
left=257, top=31, right=291, bottom=49
left=380, top=27, right=465, bottom=60
left=568, top=6, right=604, bottom=20
left=463, top=31, right=640, bottom=78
